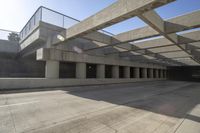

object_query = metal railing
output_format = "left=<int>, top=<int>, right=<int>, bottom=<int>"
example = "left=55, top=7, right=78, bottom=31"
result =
left=19, top=6, right=114, bottom=42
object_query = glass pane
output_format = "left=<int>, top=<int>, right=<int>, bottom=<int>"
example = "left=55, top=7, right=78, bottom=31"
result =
left=35, top=8, right=41, bottom=25
left=42, top=8, right=63, bottom=27
left=64, top=16, right=79, bottom=29
left=30, top=16, right=35, bottom=30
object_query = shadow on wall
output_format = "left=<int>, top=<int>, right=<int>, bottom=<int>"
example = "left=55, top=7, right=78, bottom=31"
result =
left=0, top=58, right=45, bottom=78
left=167, top=66, right=200, bottom=82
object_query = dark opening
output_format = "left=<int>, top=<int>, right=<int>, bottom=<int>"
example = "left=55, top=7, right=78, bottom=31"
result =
left=147, top=68, right=150, bottom=78
left=86, top=63, right=97, bottom=78
left=130, top=67, right=134, bottom=78
left=163, top=70, right=166, bottom=78
left=139, top=68, right=143, bottom=78
left=153, top=69, right=156, bottom=78
left=105, top=65, right=112, bottom=78
left=158, top=69, right=161, bottom=78
left=167, top=66, right=200, bottom=82
left=119, top=66, right=124, bottom=78
left=59, top=62, right=76, bottom=78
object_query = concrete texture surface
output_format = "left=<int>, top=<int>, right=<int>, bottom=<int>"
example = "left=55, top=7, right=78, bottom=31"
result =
left=0, top=81, right=200, bottom=133
left=37, top=48, right=166, bottom=69
left=65, top=0, right=174, bottom=39
left=0, top=78, right=164, bottom=90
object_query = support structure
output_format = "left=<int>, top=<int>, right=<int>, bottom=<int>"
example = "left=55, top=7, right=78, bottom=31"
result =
left=76, top=62, right=86, bottom=79
left=97, top=64, right=105, bottom=78
left=64, top=0, right=175, bottom=40
left=156, top=69, right=159, bottom=78
left=124, top=66, right=130, bottom=78
left=149, top=68, right=154, bottom=78
left=142, top=68, right=147, bottom=78
left=45, top=61, right=59, bottom=79
left=134, top=68, right=140, bottom=78
left=112, top=66, right=119, bottom=79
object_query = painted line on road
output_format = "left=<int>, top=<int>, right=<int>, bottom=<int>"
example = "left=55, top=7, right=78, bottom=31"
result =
left=0, top=101, right=39, bottom=108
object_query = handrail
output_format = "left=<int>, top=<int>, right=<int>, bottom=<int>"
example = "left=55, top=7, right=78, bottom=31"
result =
left=41, top=6, right=80, bottom=22
left=41, top=6, right=114, bottom=36
left=19, top=6, right=115, bottom=42
left=19, top=6, right=42, bottom=34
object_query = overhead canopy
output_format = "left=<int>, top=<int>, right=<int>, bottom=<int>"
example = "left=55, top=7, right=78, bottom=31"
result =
left=54, top=0, right=200, bottom=66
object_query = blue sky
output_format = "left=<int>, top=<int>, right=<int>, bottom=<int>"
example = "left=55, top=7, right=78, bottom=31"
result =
left=0, top=0, right=200, bottom=34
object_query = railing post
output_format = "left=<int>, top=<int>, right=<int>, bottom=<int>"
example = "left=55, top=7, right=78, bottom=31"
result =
left=40, top=7, right=43, bottom=21
left=63, top=15, right=65, bottom=28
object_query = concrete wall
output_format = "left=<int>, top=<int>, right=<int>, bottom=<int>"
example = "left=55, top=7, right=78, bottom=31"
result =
left=38, top=48, right=166, bottom=69
left=0, top=57, right=45, bottom=77
left=0, top=78, right=165, bottom=90
left=20, top=21, right=117, bottom=57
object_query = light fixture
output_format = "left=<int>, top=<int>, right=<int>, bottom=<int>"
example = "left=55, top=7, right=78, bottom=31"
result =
left=57, top=34, right=65, bottom=42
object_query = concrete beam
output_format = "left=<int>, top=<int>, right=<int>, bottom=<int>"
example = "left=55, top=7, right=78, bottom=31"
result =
left=119, top=49, right=185, bottom=66
left=115, top=10, right=200, bottom=43
left=83, top=10, right=200, bottom=51
left=138, top=10, right=200, bottom=64
left=82, top=10, right=200, bottom=66
left=65, top=0, right=174, bottom=40
left=36, top=48, right=166, bottom=69
left=139, top=10, right=165, bottom=33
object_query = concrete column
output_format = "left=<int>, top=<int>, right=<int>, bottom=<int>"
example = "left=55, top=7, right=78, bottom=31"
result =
left=156, top=69, right=159, bottom=78
left=149, top=68, right=154, bottom=78
left=45, top=60, right=59, bottom=78
left=97, top=64, right=105, bottom=78
left=124, top=66, right=130, bottom=78
left=76, top=62, right=86, bottom=79
left=112, top=65, right=119, bottom=78
left=134, top=67, right=140, bottom=78
left=142, top=68, right=147, bottom=78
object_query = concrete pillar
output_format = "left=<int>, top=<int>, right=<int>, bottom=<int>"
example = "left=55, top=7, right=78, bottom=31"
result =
left=134, top=67, right=140, bottom=78
left=76, top=62, right=86, bottom=79
left=45, top=60, right=59, bottom=78
left=156, top=69, right=159, bottom=78
left=124, top=66, right=130, bottom=78
left=112, top=65, right=119, bottom=78
left=97, top=64, right=105, bottom=78
left=142, top=68, right=147, bottom=78
left=149, top=68, right=154, bottom=78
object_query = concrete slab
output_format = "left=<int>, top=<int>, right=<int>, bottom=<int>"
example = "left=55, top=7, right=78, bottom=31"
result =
left=0, top=81, right=200, bottom=133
